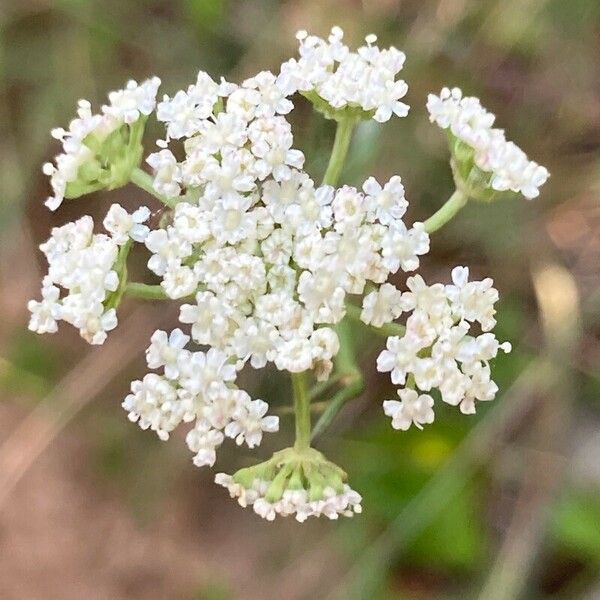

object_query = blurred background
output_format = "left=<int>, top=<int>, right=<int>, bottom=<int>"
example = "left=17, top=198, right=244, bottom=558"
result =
left=1, top=1, right=599, bottom=598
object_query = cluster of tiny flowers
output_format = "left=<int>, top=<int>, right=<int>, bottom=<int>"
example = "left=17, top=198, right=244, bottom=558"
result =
left=376, top=267, right=512, bottom=423
left=215, top=473, right=362, bottom=522
left=213, top=445, right=361, bottom=522
left=278, top=27, right=409, bottom=122
left=28, top=27, right=535, bottom=522
left=43, top=78, right=161, bottom=210
left=143, top=65, right=428, bottom=384
left=122, top=328, right=279, bottom=466
left=27, top=204, right=150, bottom=344
left=427, top=87, right=549, bottom=199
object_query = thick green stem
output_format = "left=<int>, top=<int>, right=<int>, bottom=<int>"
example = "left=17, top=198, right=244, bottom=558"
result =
left=311, top=318, right=364, bottom=441
left=125, top=282, right=168, bottom=300
left=130, top=167, right=177, bottom=208
left=423, top=189, right=468, bottom=233
left=322, top=117, right=356, bottom=186
left=292, top=372, right=311, bottom=451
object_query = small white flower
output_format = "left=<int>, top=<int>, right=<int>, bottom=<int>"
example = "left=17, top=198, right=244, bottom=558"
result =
left=383, top=389, right=434, bottom=430
left=361, top=283, right=406, bottom=327
left=185, top=421, right=225, bottom=467
left=373, top=78, right=410, bottom=122
left=122, top=373, right=182, bottom=441
left=332, top=186, right=365, bottom=230
left=178, top=348, right=237, bottom=398
left=381, top=222, right=430, bottom=273
left=179, top=291, right=237, bottom=346
left=28, top=281, right=61, bottom=334
left=297, top=270, right=346, bottom=324
left=103, top=203, right=151, bottom=245
left=363, top=176, right=408, bottom=225
left=412, top=357, right=443, bottom=391
left=146, top=149, right=181, bottom=198
left=103, top=77, right=161, bottom=124
left=161, top=262, right=199, bottom=299
left=445, top=266, right=498, bottom=331
left=146, top=328, right=190, bottom=379
left=203, top=150, right=256, bottom=204
left=157, top=82, right=215, bottom=140
left=172, top=202, right=211, bottom=244
left=243, top=70, right=294, bottom=117
left=145, top=228, right=191, bottom=276
left=224, top=397, right=279, bottom=448
left=231, top=317, right=280, bottom=369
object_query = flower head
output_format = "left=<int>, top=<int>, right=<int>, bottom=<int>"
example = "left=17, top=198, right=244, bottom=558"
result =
left=377, top=267, right=511, bottom=416
left=215, top=447, right=362, bottom=522
left=27, top=214, right=128, bottom=344
left=279, top=27, right=409, bottom=122
left=427, top=87, right=549, bottom=200
left=43, top=78, right=160, bottom=210
left=30, top=28, right=523, bottom=525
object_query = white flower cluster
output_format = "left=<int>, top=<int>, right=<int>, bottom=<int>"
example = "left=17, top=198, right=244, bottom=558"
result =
left=28, top=204, right=151, bottom=343
left=29, top=27, right=531, bottom=522
left=43, top=77, right=161, bottom=210
left=144, top=68, right=428, bottom=381
left=215, top=473, right=362, bottom=522
left=146, top=176, right=428, bottom=374
left=377, top=267, right=512, bottom=423
left=278, top=27, right=409, bottom=122
left=427, top=87, right=549, bottom=199
left=148, top=69, right=302, bottom=197
left=123, top=328, right=279, bottom=466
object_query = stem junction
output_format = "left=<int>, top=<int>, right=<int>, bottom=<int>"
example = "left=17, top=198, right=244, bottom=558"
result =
left=130, top=167, right=178, bottom=208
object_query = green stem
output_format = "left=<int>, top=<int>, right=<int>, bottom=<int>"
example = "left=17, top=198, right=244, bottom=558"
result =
left=105, top=240, right=132, bottom=310
left=130, top=167, right=177, bottom=208
left=311, top=318, right=364, bottom=441
left=344, top=303, right=406, bottom=338
left=423, top=189, right=468, bottom=233
left=125, top=282, right=168, bottom=300
left=292, top=372, right=311, bottom=451
left=322, top=117, right=356, bottom=186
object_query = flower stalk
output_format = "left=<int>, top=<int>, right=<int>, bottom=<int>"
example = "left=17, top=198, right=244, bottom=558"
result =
left=423, top=189, right=468, bottom=233
left=125, top=282, right=169, bottom=300
left=292, top=372, right=311, bottom=450
left=130, top=167, right=177, bottom=208
left=312, top=318, right=364, bottom=440
left=322, top=117, right=357, bottom=186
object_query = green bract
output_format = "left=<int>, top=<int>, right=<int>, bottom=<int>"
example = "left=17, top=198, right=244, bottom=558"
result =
left=65, top=118, right=147, bottom=199
left=232, top=446, right=348, bottom=503
left=302, top=90, right=376, bottom=122
left=448, top=134, right=525, bottom=204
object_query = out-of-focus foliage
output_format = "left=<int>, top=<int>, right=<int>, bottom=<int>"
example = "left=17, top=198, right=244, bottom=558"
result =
left=0, top=1, right=598, bottom=599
